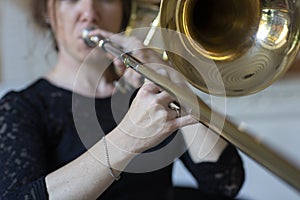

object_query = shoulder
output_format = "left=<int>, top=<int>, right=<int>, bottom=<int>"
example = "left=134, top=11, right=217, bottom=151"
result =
left=0, top=79, right=49, bottom=118
left=1, top=79, right=41, bottom=102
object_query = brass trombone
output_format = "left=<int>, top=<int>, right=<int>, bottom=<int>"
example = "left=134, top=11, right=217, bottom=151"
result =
left=83, top=0, right=300, bottom=192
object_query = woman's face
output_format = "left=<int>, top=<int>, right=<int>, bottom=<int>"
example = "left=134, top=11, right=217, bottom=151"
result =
left=47, top=0, right=123, bottom=62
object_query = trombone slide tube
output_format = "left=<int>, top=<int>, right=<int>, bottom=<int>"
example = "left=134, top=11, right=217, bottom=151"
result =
left=97, top=36, right=300, bottom=192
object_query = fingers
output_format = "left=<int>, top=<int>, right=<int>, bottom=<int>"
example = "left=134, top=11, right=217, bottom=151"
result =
left=174, top=115, right=198, bottom=128
left=122, top=69, right=144, bottom=88
left=87, top=28, right=161, bottom=65
left=90, top=29, right=194, bottom=123
left=141, top=81, right=162, bottom=94
left=140, top=82, right=181, bottom=121
left=87, top=28, right=143, bottom=52
left=141, top=68, right=182, bottom=120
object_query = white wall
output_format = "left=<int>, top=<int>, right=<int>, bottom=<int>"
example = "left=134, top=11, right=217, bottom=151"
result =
left=0, top=0, right=55, bottom=97
left=173, top=75, right=300, bottom=200
left=1, top=1, right=300, bottom=199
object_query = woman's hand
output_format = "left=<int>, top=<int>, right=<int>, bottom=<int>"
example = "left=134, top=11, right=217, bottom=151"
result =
left=86, top=28, right=198, bottom=153
left=116, top=73, right=197, bottom=154
left=86, top=28, right=168, bottom=89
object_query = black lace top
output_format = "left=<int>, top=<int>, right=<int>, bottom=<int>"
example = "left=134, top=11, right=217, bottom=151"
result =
left=0, top=79, right=245, bottom=200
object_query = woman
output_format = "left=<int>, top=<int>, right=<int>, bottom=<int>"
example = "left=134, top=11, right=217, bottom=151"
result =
left=0, top=0, right=245, bottom=199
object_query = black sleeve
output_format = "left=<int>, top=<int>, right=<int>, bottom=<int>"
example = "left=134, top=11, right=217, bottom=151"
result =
left=180, top=144, right=245, bottom=199
left=0, top=92, right=49, bottom=199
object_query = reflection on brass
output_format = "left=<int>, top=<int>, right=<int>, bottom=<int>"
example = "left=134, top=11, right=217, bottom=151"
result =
left=88, top=0, right=300, bottom=192
left=159, top=0, right=300, bottom=191
left=160, top=0, right=300, bottom=96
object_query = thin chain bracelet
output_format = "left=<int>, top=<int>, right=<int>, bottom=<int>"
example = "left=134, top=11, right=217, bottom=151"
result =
left=102, top=136, right=121, bottom=181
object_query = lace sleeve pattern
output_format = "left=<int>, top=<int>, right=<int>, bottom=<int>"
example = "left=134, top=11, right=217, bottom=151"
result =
left=0, top=92, right=49, bottom=199
left=181, top=144, right=245, bottom=198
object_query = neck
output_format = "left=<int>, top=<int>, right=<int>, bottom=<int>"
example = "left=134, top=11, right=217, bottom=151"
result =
left=46, top=51, right=119, bottom=98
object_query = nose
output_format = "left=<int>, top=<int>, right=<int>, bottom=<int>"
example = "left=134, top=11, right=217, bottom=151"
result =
left=80, top=0, right=98, bottom=23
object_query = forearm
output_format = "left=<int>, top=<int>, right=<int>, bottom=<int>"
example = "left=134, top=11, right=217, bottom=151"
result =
left=181, top=123, right=228, bottom=163
left=45, top=129, right=136, bottom=200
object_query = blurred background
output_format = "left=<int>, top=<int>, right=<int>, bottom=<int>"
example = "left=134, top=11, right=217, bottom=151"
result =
left=1, top=0, right=299, bottom=199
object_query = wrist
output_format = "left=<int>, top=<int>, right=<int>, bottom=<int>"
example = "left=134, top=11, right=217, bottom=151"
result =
left=101, top=130, right=138, bottom=172
left=88, top=134, right=136, bottom=178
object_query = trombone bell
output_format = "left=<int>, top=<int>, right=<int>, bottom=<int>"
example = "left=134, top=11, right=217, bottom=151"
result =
left=160, top=0, right=300, bottom=96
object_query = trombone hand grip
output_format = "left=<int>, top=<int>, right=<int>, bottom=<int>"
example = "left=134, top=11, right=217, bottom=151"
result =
left=129, top=59, right=300, bottom=192
left=83, top=31, right=300, bottom=192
